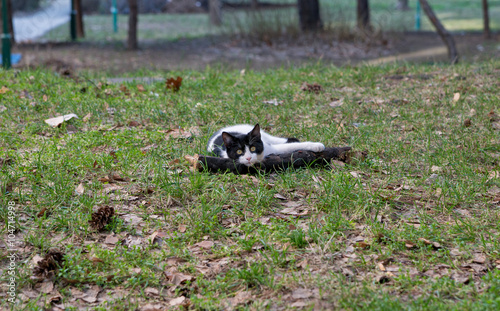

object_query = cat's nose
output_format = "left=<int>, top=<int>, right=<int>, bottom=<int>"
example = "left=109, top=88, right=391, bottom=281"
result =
left=246, top=157, right=251, bottom=161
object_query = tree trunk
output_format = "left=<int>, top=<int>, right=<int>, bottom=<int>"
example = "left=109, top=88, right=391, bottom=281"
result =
left=209, top=0, right=222, bottom=26
left=419, top=0, right=458, bottom=64
left=251, top=0, right=259, bottom=10
left=396, top=0, right=409, bottom=11
left=357, top=0, right=370, bottom=30
left=127, top=0, right=138, bottom=50
left=191, top=147, right=353, bottom=174
left=297, top=0, right=322, bottom=31
left=74, top=0, right=85, bottom=38
left=482, top=0, right=490, bottom=39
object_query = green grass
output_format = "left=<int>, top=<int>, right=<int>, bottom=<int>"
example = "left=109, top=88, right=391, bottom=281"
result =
left=1, top=61, right=500, bottom=309
left=40, top=0, right=500, bottom=43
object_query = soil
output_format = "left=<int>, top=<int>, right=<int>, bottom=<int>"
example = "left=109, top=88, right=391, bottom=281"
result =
left=12, top=31, right=500, bottom=74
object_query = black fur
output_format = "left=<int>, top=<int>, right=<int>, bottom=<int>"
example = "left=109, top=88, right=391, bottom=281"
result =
left=212, top=127, right=264, bottom=161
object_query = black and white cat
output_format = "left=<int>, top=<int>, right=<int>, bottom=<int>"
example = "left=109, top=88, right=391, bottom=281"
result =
left=207, top=124, right=325, bottom=166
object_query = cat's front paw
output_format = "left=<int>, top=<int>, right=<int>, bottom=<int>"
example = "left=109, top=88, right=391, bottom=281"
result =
left=308, top=143, right=325, bottom=152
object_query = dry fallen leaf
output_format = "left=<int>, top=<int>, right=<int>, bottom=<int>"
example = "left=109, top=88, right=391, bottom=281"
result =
left=169, top=296, right=186, bottom=306
left=75, top=183, right=84, bottom=195
left=453, top=92, right=461, bottom=102
left=165, top=128, right=192, bottom=139
left=166, top=76, right=183, bottom=92
left=0, top=86, right=9, bottom=94
left=263, top=99, right=283, bottom=106
left=45, top=113, right=79, bottom=127
left=328, top=99, right=344, bottom=107
left=291, top=288, right=312, bottom=299
left=195, top=241, right=214, bottom=250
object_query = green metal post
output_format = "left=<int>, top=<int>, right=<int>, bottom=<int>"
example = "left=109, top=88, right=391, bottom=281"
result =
left=415, top=0, right=421, bottom=31
left=70, top=0, right=77, bottom=40
left=112, top=0, right=118, bottom=33
left=1, top=0, right=11, bottom=69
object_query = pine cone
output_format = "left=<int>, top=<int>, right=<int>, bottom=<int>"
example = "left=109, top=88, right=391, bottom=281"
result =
left=33, top=249, right=65, bottom=278
left=89, top=206, right=115, bottom=231
left=301, top=82, right=323, bottom=94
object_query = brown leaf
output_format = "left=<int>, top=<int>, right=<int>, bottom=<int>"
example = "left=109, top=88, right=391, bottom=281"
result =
left=453, top=93, right=461, bottom=102
left=355, top=241, right=370, bottom=249
left=0, top=86, right=9, bottom=94
left=166, top=76, right=183, bottom=92
left=168, top=273, right=194, bottom=286
left=169, top=296, right=186, bottom=306
left=274, top=193, right=287, bottom=200
left=75, top=183, right=85, bottom=195
left=37, top=207, right=51, bottom=218
left=473, top=253, right=486, bottom=264
left=165, top=128, right=192, bottom=139
left=195, top=241, right=214, bottom=250
left=128, top=120, right=141, bottom=127
left=291, top=288, right=312, bottom=299
left=463, top=118, right=472, bottom=127
left=184, top=154, right=200, bottom=172
left=328, top=99, right=344, bottom=107
left=105, top=235, right=119, bottom=245
left=405, top=241, right=416, bottom=249
left=137, top=84, right=145, bottom=92
left=40, top=280, right=54, bottom=293
left=178, top=224, right=187, bottom=233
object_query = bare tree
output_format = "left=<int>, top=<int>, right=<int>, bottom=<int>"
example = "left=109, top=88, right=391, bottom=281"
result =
left=396, top=0, right=409, bottom=11
left=419, top=0, right=458, bottom=64
left=297, top=0, right=322, bottom=31
left=128, top=0, right=138, bottom=50
left=357, top=0, right=370, bottom=30
left=482, top=0, right=490, bottom=39
left=209, top=0, right=222, bottom=26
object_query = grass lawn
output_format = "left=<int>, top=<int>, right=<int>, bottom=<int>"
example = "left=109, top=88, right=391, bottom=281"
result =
left=40, top=0, right=500, bottom=42
left=1, top=61, right=500, bottom=309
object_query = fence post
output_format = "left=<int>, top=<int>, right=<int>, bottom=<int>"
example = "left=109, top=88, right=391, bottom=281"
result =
left=70, top=0, right=77, bottom=40
left=112, top=0, right=118, bottom=33
left=415, top=0, right=421, bottom=31
left=1, top=0, right=11, bottom=69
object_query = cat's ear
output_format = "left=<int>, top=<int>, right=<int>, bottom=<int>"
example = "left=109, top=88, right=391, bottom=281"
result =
left=250, top=124, right=261, bottom=139
left=222, top=132, right=235, bottom=147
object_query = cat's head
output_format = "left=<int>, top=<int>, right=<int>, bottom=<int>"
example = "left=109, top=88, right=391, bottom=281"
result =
left=222, top=124, right=264, bottom=166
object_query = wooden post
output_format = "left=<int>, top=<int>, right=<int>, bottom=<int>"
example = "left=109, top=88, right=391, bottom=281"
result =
left=209, top=0, right=222, bottom=26
left=482, top=0, right=491, bottom=39
left=74, top=0, right=85, bottom=38
left=418, top=0, right=458, bottom=64
left=128, top=0, right=138, bottom=50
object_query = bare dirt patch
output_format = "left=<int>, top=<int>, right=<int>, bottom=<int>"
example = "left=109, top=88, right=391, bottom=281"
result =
left=13, top=32, right=500, bottom=74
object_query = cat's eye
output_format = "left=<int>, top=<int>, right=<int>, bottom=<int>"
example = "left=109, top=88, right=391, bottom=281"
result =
left=250, top=146, right=256, bottom=152
left=237, top=150, right=243, bottom=155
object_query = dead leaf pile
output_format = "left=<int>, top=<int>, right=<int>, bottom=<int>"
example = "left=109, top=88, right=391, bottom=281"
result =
left=89, top=206, right=115, bottom=231
left=301, top=82, right=323, bottom=94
